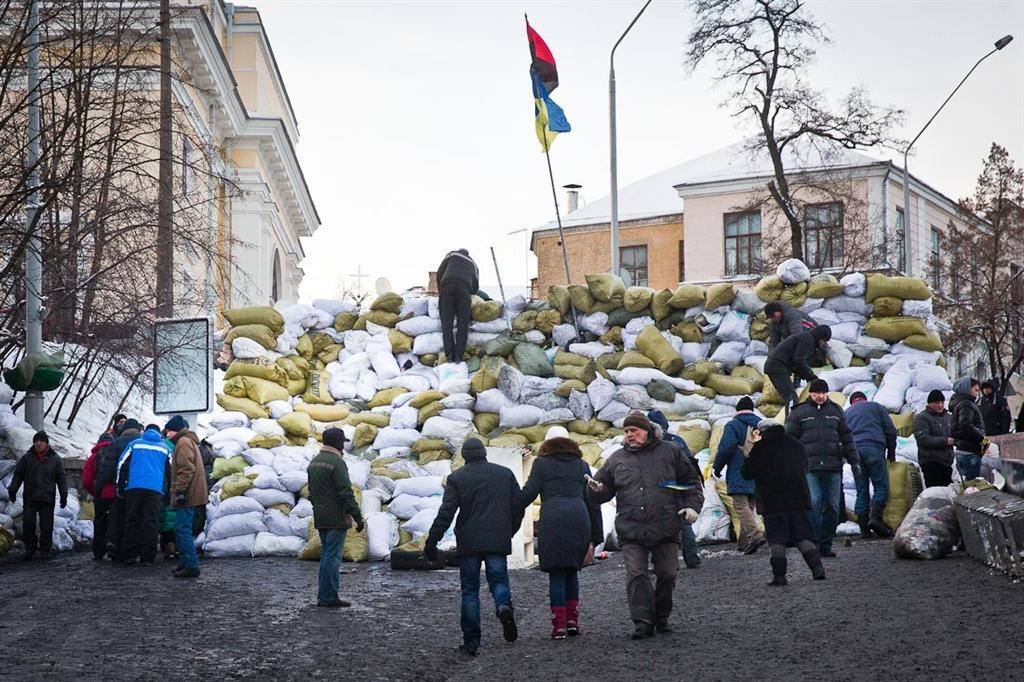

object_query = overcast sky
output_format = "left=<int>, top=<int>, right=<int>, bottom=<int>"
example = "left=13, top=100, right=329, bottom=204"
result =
left=244, top=0, right=1024, bottom=300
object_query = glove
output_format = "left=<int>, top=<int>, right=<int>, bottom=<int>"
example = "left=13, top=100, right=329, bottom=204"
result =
left=424, top=543, right=438, bottom=561
left=678, top=508, right=699, bottom=524
left=354, top=518, right=365, bottom=533
left=59, top=499, right=67, bottom=509
left=887, top=451, right=896, bottom=463
left=174, top=492, right=187, bottom=507
left=851, top=463, right=863, bottom=480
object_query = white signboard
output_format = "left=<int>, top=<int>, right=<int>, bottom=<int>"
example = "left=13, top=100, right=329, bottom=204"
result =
left=153, top=317, right=211, bottom=415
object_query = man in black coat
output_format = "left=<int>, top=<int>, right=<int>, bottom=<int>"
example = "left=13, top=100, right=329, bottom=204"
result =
left=979, top=381, right=1011, bottom=436
left=785, top=379, right=860, bottom=558
left=95, top=418, right=142, bottom=560
left=764, top=325, right=832, bottom=409
left=7, top=431, right=68, bottom=560
left=436, top=249, right=479, bottom=364
left=425, top=438, right=521, bottom=656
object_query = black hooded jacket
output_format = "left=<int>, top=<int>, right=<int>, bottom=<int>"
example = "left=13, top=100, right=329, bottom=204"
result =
left=766, top=326, right=831, bottom=381
left=437, top=250, right=479, bottom=292
left=741, top=424, right=811, bottom=515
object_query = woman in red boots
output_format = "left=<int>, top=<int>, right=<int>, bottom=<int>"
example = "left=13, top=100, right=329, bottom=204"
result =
left=518, top=427, right=603, bottom=639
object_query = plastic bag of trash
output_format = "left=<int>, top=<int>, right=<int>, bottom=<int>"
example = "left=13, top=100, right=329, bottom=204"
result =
left=893, top=487, right=959, bottom=560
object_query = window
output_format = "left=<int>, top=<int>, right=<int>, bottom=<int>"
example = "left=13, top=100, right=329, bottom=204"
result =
left=619, top=245, right=648, bottom=287
left=678, top=240, right=685, bottom=282
left=804, top=202, right=843, bottom=269
left=930, top=227, right=942, bottom=292
left=895, top=207, right=906, bottom=273
left=271, top=249, right=282, bottom=301
left=723, top=211, right=761, bottom=277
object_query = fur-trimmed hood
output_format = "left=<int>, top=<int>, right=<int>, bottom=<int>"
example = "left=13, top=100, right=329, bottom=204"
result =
left=538, top=436, right=582, bottom=458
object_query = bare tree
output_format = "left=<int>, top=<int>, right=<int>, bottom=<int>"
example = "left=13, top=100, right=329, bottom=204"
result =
left=934, top=143, right=1024, bottom=388
left=686, top=0, right=904, bottom=260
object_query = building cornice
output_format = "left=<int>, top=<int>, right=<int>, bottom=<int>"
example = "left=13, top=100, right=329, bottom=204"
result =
left=230, top=14, right=300, bottom=141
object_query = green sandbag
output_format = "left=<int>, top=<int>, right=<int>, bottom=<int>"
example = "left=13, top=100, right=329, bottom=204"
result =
left=365, top=310, right=399, bottom=327
left=548, top=286, right=571, bottom=315
left=371, top=291, right=403, bottom=313
left=750, top=316, right=769, bottom=341
left=224, top=375, right=290, bottom=404
left=296, top=334, right=313, bottom=359
left=705, top=282, right=735, bottom=309
left=865, top=274, right=932, bottom=302
left=225, top=358, right=289, bottom=388
left=483, top=335, right=518, bottom=357
left=333, top=312, right=358, bottom=332
left=780, top=282, right=808, bottom=308
left=555, top=380, right=587, bottom=398
left=567, top=418, right=611, bottom=436
left=409, top=390, right=445, bottom=409
left=347, top=411, right=389, bottom=428
left=624, top=286, right=654, bottom=312
left=679, top=427, right=710, bottom=454
left=303, top=371, right=334, bottom=405
left=223, top=306, right=285, bottom=334
left=472, top=356, right=504, bottom=394
left=871, top=296, right=903, bottom=318
left=318, top=343, right=343, bottom=364
left=513, top=343, right=554, bottom=377
left=596, top=352, right=624, bottom=370
left=903, top=331, right=943, bottom=352
left=668, top=284, right=705, bottom=310
left=353, top=423, right=378, bottom=449
left=647, top=379, right=677, bottom=403
left=607, top=307, right=639, bottom=328
left=389, top=329, right=413, bottom=354
left=554, top=350, right=588, bottom=366
left=670, top=322, right=703, bottom=343
left=636, top=326, right=683, bottom=375
left=681, top=360, right=719, bottom=384
left=568, top=285, right=595, bottom=313
left=651, top=289, right=674, bottom=321
left=807, top=274, right=843, bottom=299
left=730, top=365, right=764, bottom=391
left=586, top=273, right=626, bottom=303
left=617, top=351, right=656, bottom=370
left=754, top=275, right=784, bottom=302
left=472, top=298, right=502, bottom=322
left=511, top=311, right=537, bottom=332
left=600, top=326, right=622, bottom=347
left=704, top=373, right=756, bottom=396
left=590, top=299, right=621, bottom=314
left=278, top=411, right=313, bottom=438
left=411, top=438, right=446, bottom=455
left=535, top=309, right=561, bottom=334
left=555, top=363, right=596, bottom=384
left=225, top=324, right=277, bottom=350
left=863, top=316, right=927, bottom=342
left=216, top=393, right=268, bottom=419
left=219, top=473, right=254, bottom=498
left=211, top=455, right=247, bottom=480
left=369, top=387, right=408, bottom=408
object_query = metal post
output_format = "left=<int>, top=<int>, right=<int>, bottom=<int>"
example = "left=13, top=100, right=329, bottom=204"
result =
left=156, top=0, right=174, bottom=317
left=609, top=0, right=652, bottom=278
left=24, top=0, right=43, bottom=429
left=490, top=247, right=512, bottom=332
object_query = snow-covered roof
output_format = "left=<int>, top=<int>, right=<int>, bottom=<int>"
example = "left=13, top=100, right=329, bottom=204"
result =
left=538, top=141, right=883, bottom=231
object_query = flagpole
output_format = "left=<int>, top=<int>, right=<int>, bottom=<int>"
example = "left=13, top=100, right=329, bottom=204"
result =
left=542, top=138, right=572, bottom=286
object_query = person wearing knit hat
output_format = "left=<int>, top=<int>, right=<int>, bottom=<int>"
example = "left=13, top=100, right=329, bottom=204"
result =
left=425, top=437, right=522, bottom=655
left=914, top=391, right=955, bottom=487
left=735, top=396, right=755, bottom=413
left=845, top=392, right=898, bottom=538
left=587, top=411, right=704, bottom=639
left=764, top=325, right=832, bottom=411
left=164, top=415, right=188, bottom=435
left=712, top=397, right=765, bottom=555
left=785, top=370, right=860, bottom=558
left=8, top=430, right=67, bottom=559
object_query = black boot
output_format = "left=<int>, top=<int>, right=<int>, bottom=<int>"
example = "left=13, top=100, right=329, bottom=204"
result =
left=868, top=503, right=893, bottom=538
left=857, top=514, right=874, bottom=539
left=768, top=557, right=787, bottom=586
left=801, top=548, right=827, bottom=580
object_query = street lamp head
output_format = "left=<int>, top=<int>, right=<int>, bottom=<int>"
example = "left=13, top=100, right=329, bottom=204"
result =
left=995, top=35, right=1013, bottom=50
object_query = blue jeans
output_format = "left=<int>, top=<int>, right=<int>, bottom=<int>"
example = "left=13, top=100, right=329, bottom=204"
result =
left=956, top=453, right=982, bottom=482
left=854, top=447, right=890, bottom=517
left=174, top=507, right=199, bottom=569
left=458, top=554, right=512, bottom=650
left=679, top=522, right=700, bottom=567
left=806, top=472, right=843, bottom=552
left=317, top=529, right=347, bottom=604
left=547, top=568, right=579, bottom=607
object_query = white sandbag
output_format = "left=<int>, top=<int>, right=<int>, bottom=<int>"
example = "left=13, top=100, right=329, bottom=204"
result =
left=471, top=319, right=510, bottom=334
left=829, top=321, right=861, bottom=344
left=411, top=331, right=444, bottom=355
left=587, top=376, right=617, bottom=412
left=695, top=311, right=722, bottom=334
left=692, top=477, right=731, bottom=543
left=498, top=364, right=524, bottom=401
left=808, top=308, right=840, bottom=326
left=716, top=311, right=750, bottom=342
left=568, top=342, right=615, bottom=359
left=824, top=295, right=872, bottom=316
left=244, top=487, right=294, bottom=508
left=819, top=366, right=873, bottom=392
left=499, top=404, right=544, bottom=429
left=660, top=393, right=714, bottom=416
left=211, top=440, right=246, bottom=459
left=422, top=416, right=473, bottom=441
left=848, top=334, right=889, bottom=359
left=252, top=418, right=286, bottom=439
left=612, top=367, right=699, bottom=393
left=580, top=312, right=609, bottom=336
left=597, top=400, right=630, bottom=423
left=893, top=487, right=959, bottom=560
left=709, top=341, right=746, bottom=370
left=231, top=337, right=266, bottom=359
left=912, top=365, right=952, bottom=392
left=366, top=512, right=400, bottom=560
left=281, top=302, right=318, bottom=329
left=731, top=288, right=763, bottom=315
left=343, top=455, right=371, bottom=489
left=874, top=359, right=913, bottom=412
left=438, top=361, right=469, bottom=386
left=313, top=298, right=355, bottom=316
left=252, top=532, right=304, bottom=557
left=744, top=340, right=769, bottom=358
left=207, top=426, right=257, bottom=446
left=279, top=470, right=308, bottom=493
left=539, top=407, right=576, bottom=424
left=826, top=340, right=853, bottom=369
left=522, top=330, right=545, bottom=344
left=777, top=258, right=810, bottom=284
left=889, top=343, right=942, bottom=366
left=266, top=400, right=293, bottom=420
left=466, top=332, right=499, bottom=349
left=207, top=511, right=267, bottom=542
left=901, top=298, right=933, bottom=318
left=373, top=427, right=422, bottom=450
left=680, top=342, right=710, bottom=365
left=209, top=411, right=250, bottom=430
left=613, top=385, right=654, bottom=411
left=799, top=298, right=823, bottom=313
left=389, top=405, right=419, bottom=430
left=843, top=381, right=878, bottom=399
left=209, top=495, right=265, bottom=521
left=388, top=494, right=443, bottom=520
left=440, top=408, right=474, bottom=422
left=401, top=296, right=429, bottom=318
left=394, top=475, right=444, bottom=498
left=840, top=272, right=866, bottom=297
left=402, top=507, right=440, bottom=535
left=290, top=498, right=314, bottom=518
left=552, top=323, right=578, bottom=347
left=836, top=312, right=867, bottom=324
left=263, top=509, right=293, bottom=536
left=568, top=390, right=593, bottom=421
left=202, top=533, right=256, bottom=558
left=253, top=470, right=286, bottom=491
left=475, top=388, right=515, bottom=413
left=442, top=393, right=476, bottom=410
left=370, top=350, right=401, bottom=382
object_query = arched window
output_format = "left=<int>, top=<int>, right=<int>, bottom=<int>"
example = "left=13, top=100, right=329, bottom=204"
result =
left=271, top=249, right=282, bottom=302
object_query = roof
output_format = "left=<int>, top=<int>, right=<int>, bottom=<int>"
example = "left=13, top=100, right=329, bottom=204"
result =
left=538, top=141, right=883, bottom=232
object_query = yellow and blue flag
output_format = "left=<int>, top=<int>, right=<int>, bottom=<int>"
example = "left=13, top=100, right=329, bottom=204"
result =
left=527, top=19, right=570, bottom=151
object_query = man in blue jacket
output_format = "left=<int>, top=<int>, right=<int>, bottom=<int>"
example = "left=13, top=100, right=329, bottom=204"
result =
left=116, top=424, right=171, bottom=566
left=648, top=410, right=701, bottom=569
left=713, top=397, right=765, bottom=554
left=844, top=392, right=898, bottom=538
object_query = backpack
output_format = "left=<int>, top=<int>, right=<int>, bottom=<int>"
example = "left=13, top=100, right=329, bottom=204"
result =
left=739, top=424, right=758, bottom=457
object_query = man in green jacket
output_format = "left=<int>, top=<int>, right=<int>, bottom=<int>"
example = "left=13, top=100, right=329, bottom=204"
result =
left=307, top=428, right=363, bottom=608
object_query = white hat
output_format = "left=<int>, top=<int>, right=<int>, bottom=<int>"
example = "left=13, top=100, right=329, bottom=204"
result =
left=545, top=426, right=570, bottom=440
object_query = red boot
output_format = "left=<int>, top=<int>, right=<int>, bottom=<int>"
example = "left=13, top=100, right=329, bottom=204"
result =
left=550, top=606, right=567, bottom=640
left=565, top=600, right=580, bottom=636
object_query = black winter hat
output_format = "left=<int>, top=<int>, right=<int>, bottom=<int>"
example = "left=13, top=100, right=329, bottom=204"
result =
left=809, top=379, right=830, bottom=394
left=927, top=390, right=946, bottom=404
left=164, top=415, right=188, bottom=433
left=323, top=428, right=347, bottom=450
left=736, top=396, right=755, bottom=412
left=623, top=411, right=653, bottom=431
left=120, top=418, right=143, bottom=434
left=33, top=431, right=49, bottom=444
left=849, top=391, right=867, bottom=403
left=461, top=437, right=487, bottom=462
left=810, top=325, right=832, bottom=342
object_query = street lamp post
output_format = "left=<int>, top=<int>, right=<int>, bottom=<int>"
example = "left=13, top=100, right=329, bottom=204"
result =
left=24, top=0, right=43, bottom=429
left=609, top=0, right=652, bottom=279
left=900, top=34, right=1013, bottom=275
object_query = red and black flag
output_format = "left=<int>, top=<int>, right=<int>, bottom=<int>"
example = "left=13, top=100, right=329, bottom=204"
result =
left=526, top=17, right=570, bottom=151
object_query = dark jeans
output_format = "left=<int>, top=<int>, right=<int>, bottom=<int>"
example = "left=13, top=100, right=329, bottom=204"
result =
left=548, top=567, right=579, bottom=607
left=439, top=283, right=472, bottom=362
left=106, top=498, right=126, bottom=558
left=806, top=471, right=842, bottom=552
left=921, top=461, right=953, bottom=488
left=764, top=359, right=798, bottom=408
left=621, top=542, right=679, bottom=625
left=175, top=507, right=200, bottom=569
left=92, top=497, right=113, bottom=559
left=317, top=529, right=347, bottom=604
left=956, top=453, right=982, bottom=482
left=458, top=554, right=512, bottom=650
left=854, top=447, right=889, bottom=517
left=121, top=489, right=162, bottom=563
left=679, top=522, right=700, bottom=567
left=22, top=500, right=54, bottom=553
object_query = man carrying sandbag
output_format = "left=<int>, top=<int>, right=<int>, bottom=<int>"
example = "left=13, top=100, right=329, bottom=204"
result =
left=845, top=392, right=898, bottom=538
left=713, top=397, right=765, bottom=554
left=785, top=379, right=860, bottom=558
left=425, top=438, right=522, bottom=656
left=436, top=248, right=479, bottom=364
left=588, top=412, right=704, bottom=640
left=764, top=301, right=817, bottom=350
left=308, top=428, right=363, bottom=608
left=7, top=431, right=67, bottom=560
left=764, top=326, right=832, bottom=409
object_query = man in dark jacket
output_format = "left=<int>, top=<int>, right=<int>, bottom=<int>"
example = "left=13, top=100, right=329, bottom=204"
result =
left=83, top=430, right=116, bottom=560
left=7, top=431, right=67, bottom=560
left=845, top=392, right=898, bottom=539
left=589, top=412, right=704, bottom=639
left=741, top=422, right=826, bottom=586
left=913, top=390, right=955, bottom=487
left=764, top=301, right=817, bottom=350
left=647, top=409, right=701, bottom=569
left=308, top=428, right=363, bottom=608
left=764, top=325, right=832, bottom=409
left=785, top=379, right=860, bottom=557
left=426, top=438, right=521, bottom=656
left=117, top=425, right=171, bottom=566
left=436, top=249, right=479, bottom=364
left=950, top=377, right=986, bottom=481
left=979, top=381, right=1011, bottom=436
left=96, top=418, right=142, bottom=559
left=713, top=397, right=765, bottom=554
left=166, top=416, right=208, bottom=579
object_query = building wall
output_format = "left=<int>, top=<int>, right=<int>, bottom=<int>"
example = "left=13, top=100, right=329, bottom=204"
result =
left=532, top=216, right=684, bottom=295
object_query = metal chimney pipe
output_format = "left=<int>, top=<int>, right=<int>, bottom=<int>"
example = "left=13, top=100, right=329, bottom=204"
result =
left=563, top=183, right=581, bottom=214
